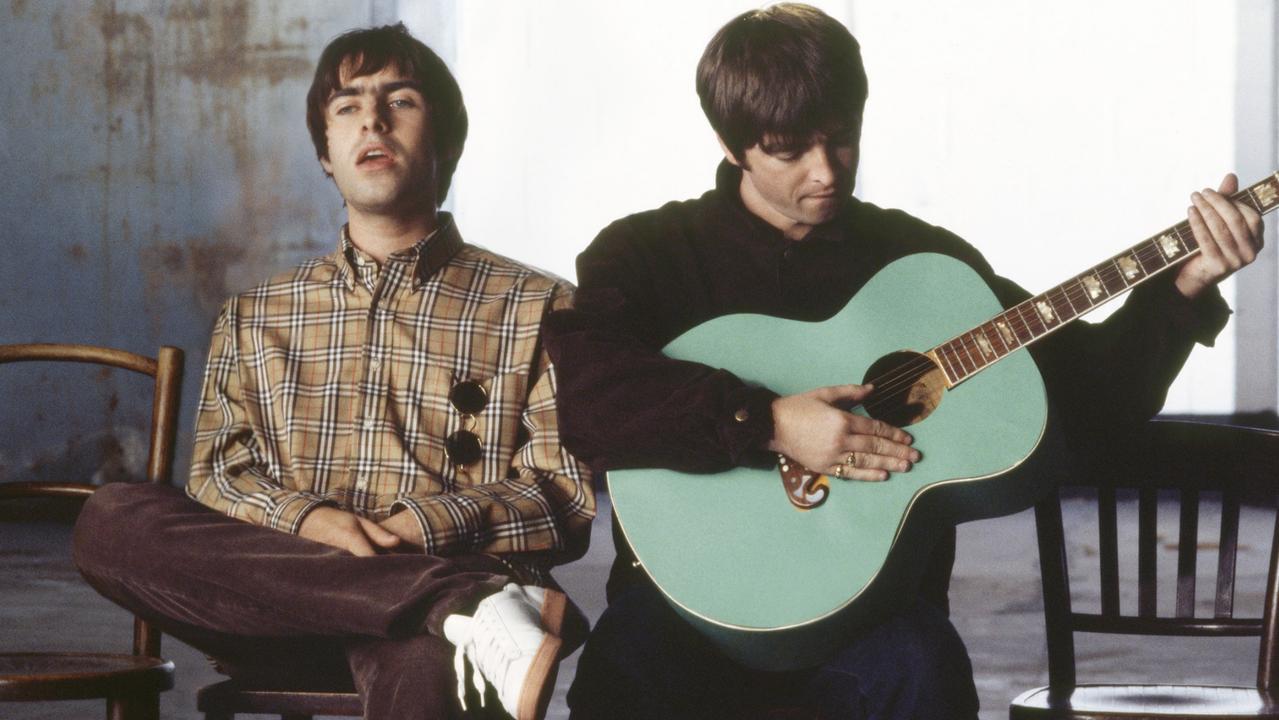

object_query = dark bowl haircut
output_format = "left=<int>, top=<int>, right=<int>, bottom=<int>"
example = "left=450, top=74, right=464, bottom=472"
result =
left=305, top=23, right=467, bottom=205
left=696, top=3, right=868, bottom=163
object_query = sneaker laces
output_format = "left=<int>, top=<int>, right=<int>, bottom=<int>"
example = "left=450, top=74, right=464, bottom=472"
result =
left=453, top=611, right=518, bottom=712
left=453, top=642, right=485, bottom=712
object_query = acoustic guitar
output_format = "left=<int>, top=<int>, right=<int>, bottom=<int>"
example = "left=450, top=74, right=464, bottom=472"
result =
left=608, top=174, right=1279, bottom=671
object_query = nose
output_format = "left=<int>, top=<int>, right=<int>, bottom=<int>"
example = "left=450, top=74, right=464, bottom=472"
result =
left=804, top=144, right=837, bottom=185
left=361, top=102, right=390, bottom=134
left=808, top=141, right=856, bottom=188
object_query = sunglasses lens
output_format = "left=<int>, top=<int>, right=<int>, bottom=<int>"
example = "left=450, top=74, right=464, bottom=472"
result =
left=445, top=430, right=483, bottom=467
left=450, top=380, right=488, bottom=415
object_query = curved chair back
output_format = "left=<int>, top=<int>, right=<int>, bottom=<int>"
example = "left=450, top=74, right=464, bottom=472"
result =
left=0, top=343, right=184, bottom=657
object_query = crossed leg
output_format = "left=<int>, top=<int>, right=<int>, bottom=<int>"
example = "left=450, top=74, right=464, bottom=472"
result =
left=72, top=482, right=514, bottom=720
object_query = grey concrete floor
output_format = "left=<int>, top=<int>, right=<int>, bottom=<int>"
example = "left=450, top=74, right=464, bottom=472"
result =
left=2, top=493, right=1269, bottom=719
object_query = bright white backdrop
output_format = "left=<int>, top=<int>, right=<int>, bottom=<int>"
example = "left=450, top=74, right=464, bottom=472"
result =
left=404, top=1, right=1275, bottom=415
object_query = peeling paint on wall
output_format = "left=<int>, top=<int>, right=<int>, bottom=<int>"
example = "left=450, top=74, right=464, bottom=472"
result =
left=0, top=1, right=383, bottom=485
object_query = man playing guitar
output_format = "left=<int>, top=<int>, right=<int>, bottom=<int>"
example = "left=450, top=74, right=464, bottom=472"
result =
left=546, top=4, right=1263, bottom=719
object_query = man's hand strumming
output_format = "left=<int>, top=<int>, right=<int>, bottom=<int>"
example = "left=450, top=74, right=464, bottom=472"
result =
left=767, top=383, right=920, bottom=482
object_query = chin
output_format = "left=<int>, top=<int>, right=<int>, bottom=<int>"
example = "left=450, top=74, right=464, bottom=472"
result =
left=802, top=209, right=838, bottom=226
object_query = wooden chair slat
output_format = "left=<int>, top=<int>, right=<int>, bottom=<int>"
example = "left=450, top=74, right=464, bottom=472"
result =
left=0, top=343, right=156, bottom=376
left=1260, top=503, right=1279, bottom=692
left=1175, top=489, right=1200, bottom=618
left=1099, top=486, right=1120, bottom=617
left=0, top=653, right=173, bottom=702
left=1071, top=613, right=1261, bottom=636
left=1217, top=488, right=1242, bottom=619
left=196, top=680, right=363, bottom=716
left=1035, top=496, right=1077, bottom=690
left=0, top=482, right=96, bottom=501
left=1138, top=487, right=1158, bottom=618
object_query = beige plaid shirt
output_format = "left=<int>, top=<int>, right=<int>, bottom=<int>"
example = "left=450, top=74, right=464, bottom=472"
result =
left=187, top=215, right=594, bottom=566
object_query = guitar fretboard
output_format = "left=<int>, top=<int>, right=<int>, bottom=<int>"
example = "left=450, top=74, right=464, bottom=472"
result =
left=932, top=173, right=1279, bottom=386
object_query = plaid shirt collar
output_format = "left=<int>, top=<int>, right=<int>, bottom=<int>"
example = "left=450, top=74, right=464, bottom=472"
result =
left=334, top=212, right=465, bottom=292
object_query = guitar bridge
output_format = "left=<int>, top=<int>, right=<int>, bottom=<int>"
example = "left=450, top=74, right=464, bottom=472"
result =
left=778, top=454, right=829, bottom=509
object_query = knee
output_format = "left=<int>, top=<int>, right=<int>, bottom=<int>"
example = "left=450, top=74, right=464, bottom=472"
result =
left=574, top=584, right=694, bottom=676
left=72, top=482, right=170, bottom=575
left=815, top=602, right=978, bottom=719
left=880, top=604, right=971, bottom=678
left=569, top=586, right=736, bottom=720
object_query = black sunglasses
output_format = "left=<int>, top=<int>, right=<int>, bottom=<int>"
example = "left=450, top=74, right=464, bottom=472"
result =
left=445, top=380, right=487, bottom=467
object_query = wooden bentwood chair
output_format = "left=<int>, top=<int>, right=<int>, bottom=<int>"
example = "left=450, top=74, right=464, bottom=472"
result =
left=1010, top=420, right=1279, bottom=719
left=0, top=343, right=182, bottom=720
left=196, top=679, right=363, bottom=720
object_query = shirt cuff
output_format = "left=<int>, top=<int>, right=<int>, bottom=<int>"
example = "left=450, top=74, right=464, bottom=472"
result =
left=718, top=384, right=779, bottom=467
left=270, top=493, right=337, bottom=535
left=392, top=495, right=478, bottom=556
left=1137, top=276, right=1232, bottom=347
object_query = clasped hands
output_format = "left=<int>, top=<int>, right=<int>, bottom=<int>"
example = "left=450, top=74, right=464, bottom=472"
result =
left=299, top=505, right=424, bottom=556
left=767, top=383, right=919, bottom=483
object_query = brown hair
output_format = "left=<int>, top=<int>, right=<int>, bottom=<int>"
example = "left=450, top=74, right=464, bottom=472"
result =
left=305, top=23, right=467, bottom=205
left=696, top=3, right=868, bottom=162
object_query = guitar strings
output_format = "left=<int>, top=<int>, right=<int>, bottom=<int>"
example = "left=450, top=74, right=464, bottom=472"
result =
left=855, top=232, right=1204, bottom=415
left=797, top=187, right=1267, bottom=471
left=940, top=232, right=1199, bottom=381
left=855, top=183, right=1261, bottom=414
left=857, top=356, right=938, bottom=415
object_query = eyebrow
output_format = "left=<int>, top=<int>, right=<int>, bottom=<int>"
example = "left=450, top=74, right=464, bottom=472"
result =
left=328, top=79, right=423, bottom=103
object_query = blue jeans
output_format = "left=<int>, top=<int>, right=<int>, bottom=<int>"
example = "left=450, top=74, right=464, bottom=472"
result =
left=568, top=580, right=978, bottom=720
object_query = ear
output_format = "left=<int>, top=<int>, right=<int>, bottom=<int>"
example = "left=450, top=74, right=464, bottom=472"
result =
left=319, top=155, right=334, bottom=177
left=716, top=135, right=742, bottom=168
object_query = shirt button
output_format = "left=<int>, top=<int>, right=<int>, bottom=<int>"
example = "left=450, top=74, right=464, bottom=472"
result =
left=362, top=418, right=375, bottom=431
left=370, top=358, right=382, bottom=371
left=734, top=408, right=751, bottom=423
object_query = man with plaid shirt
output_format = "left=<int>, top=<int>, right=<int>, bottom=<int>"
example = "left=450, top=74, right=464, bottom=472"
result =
left=73, top=23, right=593, bottom=720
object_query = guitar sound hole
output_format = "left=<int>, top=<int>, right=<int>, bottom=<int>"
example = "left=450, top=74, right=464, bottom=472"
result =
left=861, top=350, right=946, bottom=427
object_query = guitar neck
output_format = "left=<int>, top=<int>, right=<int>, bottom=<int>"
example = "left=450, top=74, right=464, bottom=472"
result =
left=930, top=173, right=1279, bottom=387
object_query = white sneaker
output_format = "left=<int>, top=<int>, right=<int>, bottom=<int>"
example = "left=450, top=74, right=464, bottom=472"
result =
left=520, top=584, right=588, bottom=655
left=443, top=583, right=568, bottom=720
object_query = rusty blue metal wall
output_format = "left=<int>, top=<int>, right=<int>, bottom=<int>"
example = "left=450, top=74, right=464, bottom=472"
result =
left=0, top=1, right=430, bottom=486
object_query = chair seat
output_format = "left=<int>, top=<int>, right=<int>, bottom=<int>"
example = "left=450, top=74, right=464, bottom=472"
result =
left=0, top=652, right=174, bottom=701
left=1011, top=683, right=1279, bottom=718
left=197, top=678, right=364, bottom=716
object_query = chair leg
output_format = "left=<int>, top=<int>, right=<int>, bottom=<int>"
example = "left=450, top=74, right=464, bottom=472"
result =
left=107, top=692, right=160, bottom=720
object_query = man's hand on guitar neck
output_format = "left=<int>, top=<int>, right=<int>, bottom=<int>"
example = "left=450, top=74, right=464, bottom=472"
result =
left=766, top=384, right=920, bottom=482
left=1176, top=173, right=1265, bottom=299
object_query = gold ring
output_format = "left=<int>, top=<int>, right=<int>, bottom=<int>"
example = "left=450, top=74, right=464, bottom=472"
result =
left=845, top=452, right=858, bottom=468
left=832, top=463, right=845, bottom=478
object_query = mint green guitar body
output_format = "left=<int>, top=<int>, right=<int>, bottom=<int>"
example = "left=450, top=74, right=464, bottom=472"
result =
left=608, top=253, right=1050, bottom=671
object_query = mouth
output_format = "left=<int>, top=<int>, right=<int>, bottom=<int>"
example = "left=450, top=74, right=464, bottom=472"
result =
left=356, top=144, right=394, bottom=167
